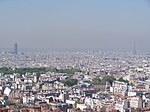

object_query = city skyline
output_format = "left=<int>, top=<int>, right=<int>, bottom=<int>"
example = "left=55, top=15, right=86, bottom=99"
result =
left=1, top=1, right=150, bottom=111
left=0, top=0, right=150, bottom=52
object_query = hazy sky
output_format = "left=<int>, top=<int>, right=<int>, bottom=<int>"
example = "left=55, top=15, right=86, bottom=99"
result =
left=0, top=0, right=150, bottom=51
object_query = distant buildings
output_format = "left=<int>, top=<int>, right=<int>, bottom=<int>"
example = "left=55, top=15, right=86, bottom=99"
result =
left=1, top=51, right=150, bottom=111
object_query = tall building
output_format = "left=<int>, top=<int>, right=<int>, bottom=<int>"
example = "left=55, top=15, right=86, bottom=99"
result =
left=133, top=42, right=137, bottom=55
left=14, top=43, right=18, bottom=55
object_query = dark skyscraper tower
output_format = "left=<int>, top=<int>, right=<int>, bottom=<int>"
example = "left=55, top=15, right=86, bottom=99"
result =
left=14, top=43, right=18, bottom=55
left=133, top=42, right=137, bottom=55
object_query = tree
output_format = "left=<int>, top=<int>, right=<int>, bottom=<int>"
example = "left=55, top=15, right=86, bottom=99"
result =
left=102, top=76, right=116, bottom=85
left=83, top=80, right=91, bottom=83
left=118, top=77, right=129, bottom=83
left=92, top=77, right=101, bottom=83
left=62, top=78, right=78, bottom=87
left=0, top=67, right=81, bottom=74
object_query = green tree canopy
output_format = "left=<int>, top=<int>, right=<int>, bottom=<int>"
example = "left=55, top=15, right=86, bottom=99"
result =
left=62, top=78, right=78, bottom=87
left=118, top=77, right=129, bottom=83
left=92, top=77, right=101, bottom=83
left=0, top=67, right=81, bottom=74
left=102, top=76, right=116, bottom=85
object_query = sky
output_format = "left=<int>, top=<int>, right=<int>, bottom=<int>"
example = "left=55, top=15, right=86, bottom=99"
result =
left=0, top=0, right=150, bottom=52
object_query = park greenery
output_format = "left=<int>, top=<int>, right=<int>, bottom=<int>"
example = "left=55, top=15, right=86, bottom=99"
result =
left=92, top=76, right=116, bottom=85
left=62, top=78, right=78, bottom=87
left=0, top=67, right=81, bottom=74
left=92, top=77, right=102, bottom=83
left=102, top=76, right=116, bottom=83
left=83, top=80, right=91, bottom=83
left=92, top=76, right=129, bottom=85
left=118, top=77, right=129, bottom=83
left=101, top=76, right=116, bottom=86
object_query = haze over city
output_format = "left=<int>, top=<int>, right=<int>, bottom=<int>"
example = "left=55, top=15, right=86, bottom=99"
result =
left=0, top=0, right=150, bottom=52
left=2, top=1, right=150, bottom=112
